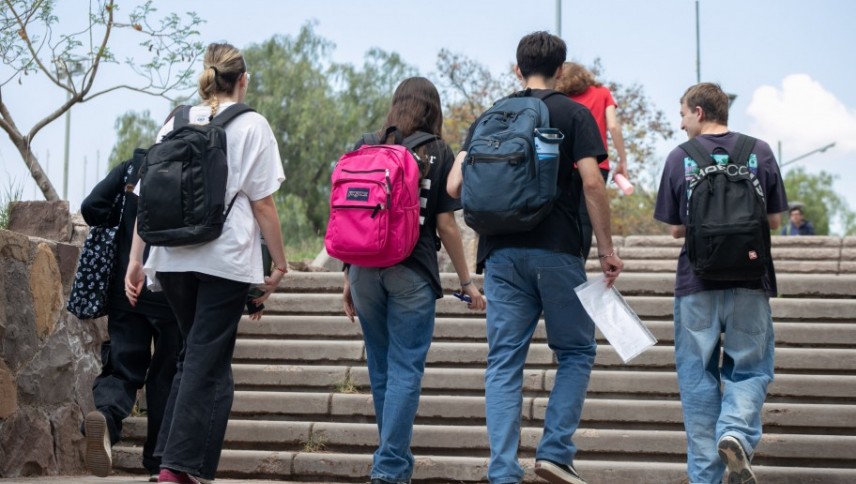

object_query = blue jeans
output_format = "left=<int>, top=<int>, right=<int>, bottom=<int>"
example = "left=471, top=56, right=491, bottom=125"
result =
left=156, top=272, right=250, bottom=480
left=348, top=264, right=436, bottom=484
left=674, top=289, right=775, bottom=484
left=483, top=248, right=596, bottom=484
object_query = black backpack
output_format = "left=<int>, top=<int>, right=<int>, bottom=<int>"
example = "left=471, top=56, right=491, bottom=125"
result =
left=137, top=103, right=254, bottom=246
left=681, top=134, right=770, bottom=281
left=461, top=90, right=565, bottom=236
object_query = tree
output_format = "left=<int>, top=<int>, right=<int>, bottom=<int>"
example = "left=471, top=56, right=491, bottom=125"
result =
left=107, top=109, right=158, bottom=169
left=242, top=24, right=415, bottom=236
left=433, top=48, right=517, bottom=151
left=783, top=167, right=856, bottom=235
left=0, top=0, right=203, bottom=200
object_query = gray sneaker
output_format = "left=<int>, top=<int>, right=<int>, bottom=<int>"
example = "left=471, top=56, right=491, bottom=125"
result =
left=534, top=459, right=587, bottom=484
left=83, top=411, right=112, bottom=477
left=718, top=435, right=757, bottom=484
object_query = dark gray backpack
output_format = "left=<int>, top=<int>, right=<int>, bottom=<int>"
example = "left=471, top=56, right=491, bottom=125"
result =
left=137, top=103, right=254, bottom=246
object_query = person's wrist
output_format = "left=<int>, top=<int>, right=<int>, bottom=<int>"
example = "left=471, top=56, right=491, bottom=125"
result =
left=598, top=250, right=615, bottom=259
left=460, top=279, right=473, bottom=287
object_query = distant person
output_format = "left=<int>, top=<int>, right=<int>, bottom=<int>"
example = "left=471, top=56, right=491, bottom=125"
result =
left=125, top=42, right=288, bottom=484
left=556, top=62, right=628, bottom=260
left=448, top=31, right=623, bottom=484
left=341, top=76, right=485, bottom=484
left=654, top=82, right=788, bottom=484
left=80, top=151, right=181, bottom=482
left=781, top=206, right=815, bottom=235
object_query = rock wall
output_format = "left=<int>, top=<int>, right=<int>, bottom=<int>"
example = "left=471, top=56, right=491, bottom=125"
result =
left=0, top=202, right=104, bottom=477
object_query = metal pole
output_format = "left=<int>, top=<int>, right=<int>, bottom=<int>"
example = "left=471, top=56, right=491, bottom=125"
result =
left=778, top=141, right=782, bottom=165
left=63, top=90, right=71, bottom=200
left=696, top=0, right=701, bottom=83
left=556, top=0, right=562, bottom=37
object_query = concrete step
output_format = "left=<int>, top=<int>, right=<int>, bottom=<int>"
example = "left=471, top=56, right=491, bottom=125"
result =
left=112, top=447, right=856, bottom=483
left=114, top=420, right=856, bottom=482
left=279, top=271, right=856, bottom=298
left=262, top=293, right=856, bottom=322
left=180, top=393, right=856, bottom=431
left=238, top=315, right=856, bottom=348
left=232, top=340, right=856, bottom=373
left=230, top=366, right=856, bottom=401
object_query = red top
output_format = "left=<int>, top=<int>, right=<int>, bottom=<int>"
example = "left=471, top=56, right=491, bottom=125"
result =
left=570, top=85, right=616, bottom=170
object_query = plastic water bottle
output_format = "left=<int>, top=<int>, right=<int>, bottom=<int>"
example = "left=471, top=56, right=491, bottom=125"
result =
left=613, top=173, right=634, bottom=195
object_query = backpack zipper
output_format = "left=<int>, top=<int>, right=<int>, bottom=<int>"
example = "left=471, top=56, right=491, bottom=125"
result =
left=332, top=203, right=385, bottom=218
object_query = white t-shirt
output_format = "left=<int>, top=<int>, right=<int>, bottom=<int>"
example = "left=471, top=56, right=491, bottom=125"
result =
left=142, top=101, right=285, bottom=288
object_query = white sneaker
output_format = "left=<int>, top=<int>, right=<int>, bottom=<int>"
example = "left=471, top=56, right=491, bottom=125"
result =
left=83, top=411, right=112, bottom=477
left=718, top=435, right=757, bottom=484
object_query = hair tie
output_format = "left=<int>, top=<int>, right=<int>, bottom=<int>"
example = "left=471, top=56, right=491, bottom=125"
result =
left=210, top=66, right=219, bottom=77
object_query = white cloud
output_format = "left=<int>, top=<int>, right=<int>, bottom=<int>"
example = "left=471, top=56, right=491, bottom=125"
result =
left=746, top=74, right=856, bottom=155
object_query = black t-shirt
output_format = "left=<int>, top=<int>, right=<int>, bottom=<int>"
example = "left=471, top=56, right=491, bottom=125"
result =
left=353, top=136, right=461, bottom=298
left=462, top=89, right=607, bottom=271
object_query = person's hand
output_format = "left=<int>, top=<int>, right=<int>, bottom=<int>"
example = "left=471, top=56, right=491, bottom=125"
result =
left=598, top=251, right=624, bottom=287
left=462, top=283, right=486, bottom=311
left=614, top=159, right=629, bottom=179
left=343, top=273, right=356, bottom=323
left=124, top=260, right=145, bottom=307
left=252, top=267, right=286, bottom=305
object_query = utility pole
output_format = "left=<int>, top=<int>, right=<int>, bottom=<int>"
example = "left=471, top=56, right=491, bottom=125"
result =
left=556, top=0, right=562, bottom=37
left=696, top=0, right=701, bottom=83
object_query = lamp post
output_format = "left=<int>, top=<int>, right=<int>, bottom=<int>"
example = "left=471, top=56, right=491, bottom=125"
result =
left=779, top=142, right=836, bottom=168
left=57, top=58, right=84, bottom=200
left=556, top=0, right=562, bottom=37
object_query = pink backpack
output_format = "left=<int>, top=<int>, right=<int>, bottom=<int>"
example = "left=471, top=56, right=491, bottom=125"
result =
left=325, top=129, right=437, bottom=267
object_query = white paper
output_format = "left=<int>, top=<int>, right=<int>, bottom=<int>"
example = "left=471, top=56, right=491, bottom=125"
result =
left=574, top=274, right=657, bottom=363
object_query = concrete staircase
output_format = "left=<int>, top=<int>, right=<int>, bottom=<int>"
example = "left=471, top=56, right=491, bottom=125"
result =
left=114, top=236, right=856, bottom=483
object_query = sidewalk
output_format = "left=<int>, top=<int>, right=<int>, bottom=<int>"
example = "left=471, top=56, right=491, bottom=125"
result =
left=0, top=477, right=338, bottom=484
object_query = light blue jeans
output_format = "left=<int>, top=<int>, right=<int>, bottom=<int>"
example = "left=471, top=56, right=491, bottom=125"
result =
left=674, top=289, right=775, bottom=484
left=348, top=264, right=436, bottom=484
left=483, top=248, right=596, bottom=484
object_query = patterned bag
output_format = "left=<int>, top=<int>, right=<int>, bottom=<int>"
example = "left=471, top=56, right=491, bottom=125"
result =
left=67, top=167, right=131, bottom=319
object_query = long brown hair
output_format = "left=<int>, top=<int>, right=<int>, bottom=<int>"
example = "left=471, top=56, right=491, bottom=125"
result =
left=380, top=77, right=443, bottom=140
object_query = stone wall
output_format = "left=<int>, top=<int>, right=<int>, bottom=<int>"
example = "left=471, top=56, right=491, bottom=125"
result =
left=0, top=202, right=104, bottom=477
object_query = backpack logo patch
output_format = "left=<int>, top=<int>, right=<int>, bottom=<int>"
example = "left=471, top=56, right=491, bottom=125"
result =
left=346, top=188, right=370, bottom=202
left=749, top=250, right=758, bottom=260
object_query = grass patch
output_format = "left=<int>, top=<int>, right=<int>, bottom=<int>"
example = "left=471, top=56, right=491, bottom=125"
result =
left=334, top=375, right=360, bottom=394
left=0, top=179, right=23, bottom=230
left=302, top=432, right=328, bottom=453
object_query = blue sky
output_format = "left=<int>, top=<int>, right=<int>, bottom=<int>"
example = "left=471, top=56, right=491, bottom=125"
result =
left=3, top=0, right=855, bottom=231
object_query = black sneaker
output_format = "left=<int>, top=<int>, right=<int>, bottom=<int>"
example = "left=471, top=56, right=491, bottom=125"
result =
left=83, top=411, right=112, bottom=477
left=718, top=435, right=757, bottom=484
left=534, top=459, right=586, bottom=484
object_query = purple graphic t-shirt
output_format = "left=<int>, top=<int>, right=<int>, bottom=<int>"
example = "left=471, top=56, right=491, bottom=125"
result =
left=654, top=132, right=788, bottom=297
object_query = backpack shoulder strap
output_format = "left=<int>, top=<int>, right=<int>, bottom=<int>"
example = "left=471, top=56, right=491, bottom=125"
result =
left=211, top=103, right=255, bottom=127
left=402, top=131, right=439, bottom=151
left=531, top=89, right=564, bottom=102
left=680, top=138, right=716, bottom=169
left=731, top=134, right=757, bottom=166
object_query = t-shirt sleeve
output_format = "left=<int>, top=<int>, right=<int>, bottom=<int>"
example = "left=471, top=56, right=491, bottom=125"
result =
left=758, top=141, right=788, bottom=214
left=241, top=119, right=285, bottom=201
left=654, top=149, right=686, bottom=225
left=568, top=109, right=607, bottom=163
left=603, top=86, right=617, bottom=108
left=434, top=143, right=462, bottom=214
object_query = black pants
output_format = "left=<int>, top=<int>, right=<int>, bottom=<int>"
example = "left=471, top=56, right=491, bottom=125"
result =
left=579, top=168, right=611, bottom=260
left=92, top=307, right=181, bottom=474
left=155, top=271, right=250, bottom=480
